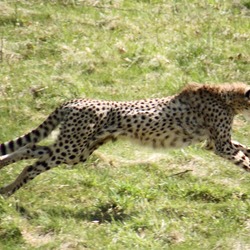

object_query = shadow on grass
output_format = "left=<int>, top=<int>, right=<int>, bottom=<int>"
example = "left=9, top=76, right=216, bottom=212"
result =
left=15, top=201, right=130, bottom=224
left=77, top=201, right=130, bottom=223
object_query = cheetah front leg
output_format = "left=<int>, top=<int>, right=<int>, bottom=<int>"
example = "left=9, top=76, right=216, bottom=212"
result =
left=231, top=140, right=250, bottom=158
left=214, top=140, right=250, bottom=172
left=205, top=139, right=250, bottom=154
left=0, top=145, right=51, bottom=170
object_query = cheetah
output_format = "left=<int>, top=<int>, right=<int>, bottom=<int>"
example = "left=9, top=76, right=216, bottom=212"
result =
left=1, top=83, right=250, bottom=196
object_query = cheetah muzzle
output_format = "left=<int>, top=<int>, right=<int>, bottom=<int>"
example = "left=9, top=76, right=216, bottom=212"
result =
left=1, top=83, right=250, bottom=196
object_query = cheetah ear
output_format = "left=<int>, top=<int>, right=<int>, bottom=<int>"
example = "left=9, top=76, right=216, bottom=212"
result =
left=245, top=89, right=250, bottom=99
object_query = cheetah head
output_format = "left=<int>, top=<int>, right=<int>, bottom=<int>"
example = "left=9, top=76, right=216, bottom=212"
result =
left=221, top=83, right=250, bottom=118
left=239, top=86, right=250, bottom=120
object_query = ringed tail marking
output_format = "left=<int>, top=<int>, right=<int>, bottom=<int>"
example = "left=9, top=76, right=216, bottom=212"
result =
left=0, top=108, right=63, bottom=156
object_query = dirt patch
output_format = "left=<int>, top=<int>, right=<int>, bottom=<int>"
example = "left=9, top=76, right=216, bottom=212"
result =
left=21, top=228, right=54, bottom=248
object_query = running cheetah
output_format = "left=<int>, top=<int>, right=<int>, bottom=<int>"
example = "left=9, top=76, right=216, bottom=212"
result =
left=1, top=83, right=250, bottom=196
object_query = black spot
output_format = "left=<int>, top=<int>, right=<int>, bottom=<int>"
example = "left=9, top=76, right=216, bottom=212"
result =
left=25, top=133, right=31, bottom=143
left=33, top=129, right=40, bottom=137
left=80, top=156, right=86, bottom=162
left=40, top=161, right=48, bottom=168
left=235, top=160, right=243, bottom=166
left=43, top=132, right=48, bottom=137
left=27, top=166, right=33, bottom=172
left=23, top=177, right=28, bottom=184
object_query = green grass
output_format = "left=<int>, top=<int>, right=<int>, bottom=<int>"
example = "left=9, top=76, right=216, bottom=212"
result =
left=0, top=0, right=250, bottom=249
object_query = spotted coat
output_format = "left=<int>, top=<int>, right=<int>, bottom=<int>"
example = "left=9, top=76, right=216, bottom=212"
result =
left=0, top=83, right=250, bottom=196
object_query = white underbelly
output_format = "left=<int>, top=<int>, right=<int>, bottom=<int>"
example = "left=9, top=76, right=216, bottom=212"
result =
left=122, top=129, right=208, bottom=149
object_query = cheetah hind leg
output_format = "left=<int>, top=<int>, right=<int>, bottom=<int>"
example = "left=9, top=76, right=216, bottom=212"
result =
left=0, top=156, right=57, bottom=197
left=0, top=141, right=97, bottom=197
left=0, top=134, right=116, bottom=197
left=0, top=144, right=51, bottom=170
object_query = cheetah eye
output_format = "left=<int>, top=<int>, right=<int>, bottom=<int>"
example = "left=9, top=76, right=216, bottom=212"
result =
left=245, top=89, right=250, bottom=99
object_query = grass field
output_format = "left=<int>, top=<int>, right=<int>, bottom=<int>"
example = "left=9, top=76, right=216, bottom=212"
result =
left=0, top=0, right=250, bottom=249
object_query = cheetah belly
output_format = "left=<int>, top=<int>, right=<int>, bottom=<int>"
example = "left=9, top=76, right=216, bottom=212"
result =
left=142, top=131, right=207, bottom=149
left=117, top=128, right=207, bottom=149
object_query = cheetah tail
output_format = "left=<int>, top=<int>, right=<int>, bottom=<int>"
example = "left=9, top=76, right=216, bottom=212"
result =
left=0, top=108, right=63, bottom=156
